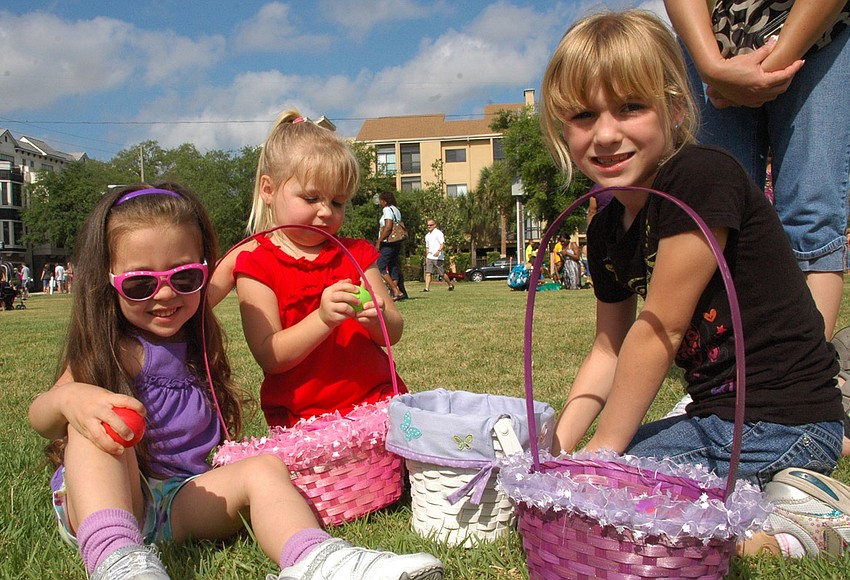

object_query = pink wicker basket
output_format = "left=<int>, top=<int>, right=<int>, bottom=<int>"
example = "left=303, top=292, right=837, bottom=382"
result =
left=209, top=224, right=404, bottom=527
left=503, top=187, right=768, bottom=579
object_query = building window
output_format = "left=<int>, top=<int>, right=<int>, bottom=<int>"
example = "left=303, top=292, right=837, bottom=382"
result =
left=445, top=149, right=466, bottom=163
left=493, top=139, right=505, bottom=161
left=400, top=144, right=420, bottom=174
left=11, top=183, right=22, bottom=207
left=12, top=220, right=23, bottom=246
left=376, top=145, right=396, bottom=176
left=0, top=154, right=13, bottom=163
left=41, top=163, right=54, bottom=172
left=401, top=177, right=421, bottom=192
left=447, top=184, right=467, bottom=197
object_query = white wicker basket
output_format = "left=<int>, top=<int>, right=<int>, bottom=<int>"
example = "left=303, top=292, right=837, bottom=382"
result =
left=407, top=417, right=522, bottom=547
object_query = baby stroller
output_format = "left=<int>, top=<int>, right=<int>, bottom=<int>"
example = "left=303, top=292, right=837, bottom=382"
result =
left=0, top=260, right=24, bottom=310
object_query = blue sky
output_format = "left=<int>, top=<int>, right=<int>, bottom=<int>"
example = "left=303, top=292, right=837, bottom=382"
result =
left=1, top=1, right=666, bottom=160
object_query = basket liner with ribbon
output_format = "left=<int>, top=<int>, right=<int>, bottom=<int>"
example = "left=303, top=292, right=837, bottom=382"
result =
left=497, top=187, right=771, bottom=579
left=210, top=224, right=404, bottom=527
left=387, top=388, right=555, bottom=547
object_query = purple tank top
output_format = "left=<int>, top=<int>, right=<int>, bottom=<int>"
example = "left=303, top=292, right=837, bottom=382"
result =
left=134, top=335, right=221, bottom=478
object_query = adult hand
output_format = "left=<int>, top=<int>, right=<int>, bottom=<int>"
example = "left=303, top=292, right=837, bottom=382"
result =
left=703, top=39, right=803, bottom=108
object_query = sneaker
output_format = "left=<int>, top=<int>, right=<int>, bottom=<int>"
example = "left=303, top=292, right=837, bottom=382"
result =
left=661, top=394, right=692, bottom=419
left=765, top=468, right=850, bottom=556
left=421, top=288, right=430, bottom=293
left=91, top=545, right=170, bottom=580
left=838, top=370, right=850, bottom=435
left=273, top=539, right=443, bottom=580
left=833, top=326, right=850, bottom=372
left=447, top=285, right=454, bottom=291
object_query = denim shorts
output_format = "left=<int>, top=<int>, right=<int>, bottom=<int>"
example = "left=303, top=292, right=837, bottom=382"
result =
left=684, top=26, right=850, bottom=271
left=51, top=467, right=199, bottom=546
left=626, top=415, right=843, bottom=489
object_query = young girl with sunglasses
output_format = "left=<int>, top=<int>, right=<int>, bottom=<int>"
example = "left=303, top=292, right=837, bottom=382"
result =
left=28, top=184, right=442, bottom=580
left=540, top=10, right=850, bottom=557
left=213, top=110, right=407, bottom=429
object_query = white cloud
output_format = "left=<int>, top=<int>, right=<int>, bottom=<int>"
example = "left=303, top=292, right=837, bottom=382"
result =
left=0, top=10, right=224, bottom=112
left=319, top=0, right=432, bottom=39
left=131, top=30, right=226, bottom=85
left=140, top=70, right=364, bottom=150
left=0, top=12, right=135, bottom=110
left=353, top=2, right=567, bottom=118
left=233, top=2, right=333, bottom=52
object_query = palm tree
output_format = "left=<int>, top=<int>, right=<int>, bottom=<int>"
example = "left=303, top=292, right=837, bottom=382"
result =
left=477, top=161, right=515, bottom=257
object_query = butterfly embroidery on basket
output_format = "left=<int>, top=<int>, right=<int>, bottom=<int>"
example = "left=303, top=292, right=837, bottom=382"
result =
left=453, top=434, right=473, bottom=450
left=400, top=411, right=422, bottom=441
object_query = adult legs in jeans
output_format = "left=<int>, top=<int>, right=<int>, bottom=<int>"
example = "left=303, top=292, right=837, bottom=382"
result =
left=685, top=29, right=850, bottom=340
left=377, top=243, right=402, bottom=299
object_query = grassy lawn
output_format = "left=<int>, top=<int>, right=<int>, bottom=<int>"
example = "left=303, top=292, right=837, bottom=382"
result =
left=3, top=281, right=850, bottom=579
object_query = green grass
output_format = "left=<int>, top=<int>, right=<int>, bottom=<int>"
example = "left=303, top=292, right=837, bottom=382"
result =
left=3, top=282, right=850, bottom=579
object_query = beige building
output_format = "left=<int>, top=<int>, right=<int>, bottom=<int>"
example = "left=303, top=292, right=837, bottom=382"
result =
left=355, top=90, right=535, bottom=196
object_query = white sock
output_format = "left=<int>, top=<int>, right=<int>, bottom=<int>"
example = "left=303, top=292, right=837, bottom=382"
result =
left=775, top=532, right=806, bottom=557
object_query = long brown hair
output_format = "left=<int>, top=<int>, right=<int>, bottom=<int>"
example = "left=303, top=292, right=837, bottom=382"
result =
left=47, top=182, right=244, bottom=473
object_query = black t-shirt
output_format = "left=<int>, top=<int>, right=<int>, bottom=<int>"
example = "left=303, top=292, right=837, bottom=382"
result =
left=588, top=145, right=841, bottom=425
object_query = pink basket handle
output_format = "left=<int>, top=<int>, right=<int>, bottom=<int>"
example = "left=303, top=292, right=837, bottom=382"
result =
left=203, top=224, right=400, bottom=441
left=522, top=186, right=746, bottom=501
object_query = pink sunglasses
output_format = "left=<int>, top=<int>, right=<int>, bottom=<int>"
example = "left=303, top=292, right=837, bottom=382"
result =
left=109, top=262, right=208, bottom=301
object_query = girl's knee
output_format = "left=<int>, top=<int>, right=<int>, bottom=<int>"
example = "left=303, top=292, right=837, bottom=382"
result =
left=241, top=454, right=293, bottom=483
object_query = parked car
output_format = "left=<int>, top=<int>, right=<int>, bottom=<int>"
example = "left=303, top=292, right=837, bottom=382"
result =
left=465, top=259, right=515, bottom=282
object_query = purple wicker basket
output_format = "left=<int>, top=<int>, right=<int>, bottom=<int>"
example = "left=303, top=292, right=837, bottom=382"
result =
left=515, top=187, right=750, bottom=579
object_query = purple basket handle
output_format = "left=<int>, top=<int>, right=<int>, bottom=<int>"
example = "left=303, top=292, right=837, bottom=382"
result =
left=203, top=224, right=400, bottom=441
left=523, top=186, right=745, bottom=501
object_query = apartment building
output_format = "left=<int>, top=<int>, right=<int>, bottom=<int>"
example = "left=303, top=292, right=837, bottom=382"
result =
left=355, top=90, right=535, bottom=196
left=0, top=129, right=86, bottom=271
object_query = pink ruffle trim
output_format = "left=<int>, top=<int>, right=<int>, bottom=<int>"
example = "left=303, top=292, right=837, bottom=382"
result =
left=213, top=399, right=391, bottom=472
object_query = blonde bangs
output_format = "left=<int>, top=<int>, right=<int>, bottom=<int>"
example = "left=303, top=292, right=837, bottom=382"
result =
left=540, top=10, right=698, bottom=182
left=248, top=116, right=360, bottom=234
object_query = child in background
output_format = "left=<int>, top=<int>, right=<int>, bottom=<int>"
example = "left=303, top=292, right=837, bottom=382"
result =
left=221, top=110, right=407, bottom=429
left=28, top=184, right=442, bottom=580
left=540, top=9, right=850, bottom=557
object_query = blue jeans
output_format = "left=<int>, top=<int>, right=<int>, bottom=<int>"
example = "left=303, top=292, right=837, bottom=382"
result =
left=627, top=415, right=843, bottom=489
left=378, top=241, right=402, bottom=280
left=684, top=27, right=850, bottom=272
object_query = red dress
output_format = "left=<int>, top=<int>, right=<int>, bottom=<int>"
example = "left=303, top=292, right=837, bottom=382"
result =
left=234, top=236, right=406, bottom=427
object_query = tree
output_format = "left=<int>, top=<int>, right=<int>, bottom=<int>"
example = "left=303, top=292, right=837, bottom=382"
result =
left=476, top=161, right=515, bottom=258
left=490, top=107, right=588, bottom=235
left=23, top=159, right=136, bottom=253
left=339, top=141, right=396, bottom=242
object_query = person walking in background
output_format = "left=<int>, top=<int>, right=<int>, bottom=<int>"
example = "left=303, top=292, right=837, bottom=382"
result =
left=561, top=236, right=581, bottom=290
left=54, top=262, right=65, bottom=294
left=41, top=263, right=51, bottom=293
left=551, top=236, right=564, bottom=285
left=376, top=191, right=406, bottom=301
left=19, top=262, right=30, bottom=299
left=664, top=0, right=850, bottom=339
left=423, top=219, right=453, bottom=292
left=65, top=262, right=74, bottom=294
